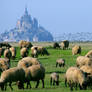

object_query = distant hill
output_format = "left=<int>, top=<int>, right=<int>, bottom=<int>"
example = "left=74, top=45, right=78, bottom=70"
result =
left=54, top=32, right=92, bottom=42
left=0, top=8, right=53, bottom=42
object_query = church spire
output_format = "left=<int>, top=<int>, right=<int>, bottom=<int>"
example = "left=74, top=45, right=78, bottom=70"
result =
left=24, top=6, right=28, bottom=16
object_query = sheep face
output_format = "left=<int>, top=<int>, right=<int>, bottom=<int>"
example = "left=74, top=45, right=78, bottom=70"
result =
left=80, top=72, right=90, bottom=90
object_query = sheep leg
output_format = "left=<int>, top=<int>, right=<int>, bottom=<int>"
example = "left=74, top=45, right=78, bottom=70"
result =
left=65, top=78, right=67, bottom=87
left=69, top=81, right=73, bottom=91
left=63, top=64, right=65, bottom=67
left=35, top=80, right=39, bottom=88
left=56, top=63, right=58, bottom=67
left=75, top=83, right=77, bottom=90
left=53, top=80, right=55, bottom=86
left=29, top=82, right=31, bottom=89
left=26, top=81, right=31, bottom=89
left=42, top=79, right=44, bottom=88
left=5, top=83, right=7, bottom=91
left=9, top=82, right=13, bottom=90
left=50, top=77, right=52, bottom=85
left=79, top=84, right=82, bottom=90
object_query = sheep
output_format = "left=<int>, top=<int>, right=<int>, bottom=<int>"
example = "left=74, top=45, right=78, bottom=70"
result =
left=20, top=47, right=28, bottom=58
left=76, top=56, right=92, bottom=68
left=17, top=57, right=40, bottom=68
left=53, top=42, right=60, bottom=49
left=10, top=47, right=16, bottom=59
left=72, top=45, right=81, bottom=55
left=18, top=64, right=45, bottom=89
left=0, top=42, right=11, bottom=48
left=19, top=40, right=32, bottom=49
left=85, top=50, right=92, bottom=58
left=31, top=46, right=38, bottom=58
left=50, top=72, right=59, bottom=86
left=56, top=58, right=65, bottom=67
left=37, top=46, right=49, bottom=56
left=61, top=40, right=69, bottom=50
left=65, top=67, right=88, bottom=90
left=80, top=65, right=92, bottom=88
left=4, top=49, right=12, bottom=59
left=31, top=46, right=49, bottom=57
left=0, top=67, right=25, bottom=91
left=0, top=58, right=10, bottom=72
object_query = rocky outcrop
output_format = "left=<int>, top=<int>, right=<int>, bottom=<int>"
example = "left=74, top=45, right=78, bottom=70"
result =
left=0, top=8, right=53, bottom=42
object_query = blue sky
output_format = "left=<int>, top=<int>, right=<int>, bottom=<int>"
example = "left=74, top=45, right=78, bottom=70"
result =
left=0, top=0, right=92, bottom=36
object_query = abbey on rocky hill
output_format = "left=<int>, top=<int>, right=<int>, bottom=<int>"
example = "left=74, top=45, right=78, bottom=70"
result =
left=0, top=8, right=53, bottom=42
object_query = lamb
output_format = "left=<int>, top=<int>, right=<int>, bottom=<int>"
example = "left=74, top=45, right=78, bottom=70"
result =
left=0, top=58, right=10, bottom=72
left=17, top=57, right=40, bottom=68
left=72, top=45, right=81, bottom=55
left=18, top=64, right=45, bottom=89
left=10, top=47, right=16, bottom=59
left=53, top=42, right=60, bottom=49
left=50, top=72, right=59, bottom=86
left=65, top=67, right=88, bottom=90
left=20, top=47, right=28, bottom=58
left=19, top=40, right=33, bottom=49
left=0, top=67, right=25, bottom=91
left=61, top=40, right=69, bottom=50
left=85, top=50, right=92, bottom=58
left=76, top=56, right=92, bottom=68
left=56, top=58, right=65, bottom=67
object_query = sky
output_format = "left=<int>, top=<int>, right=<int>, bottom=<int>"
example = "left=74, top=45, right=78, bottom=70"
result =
left=0, top=0, right=92, bottom=37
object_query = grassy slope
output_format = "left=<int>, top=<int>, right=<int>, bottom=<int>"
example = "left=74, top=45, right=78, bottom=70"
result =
left=1, top=42, right=92, bottom=92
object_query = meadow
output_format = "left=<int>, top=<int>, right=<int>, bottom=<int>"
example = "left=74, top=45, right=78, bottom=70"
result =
left=1, top=42, right=92, bottom=92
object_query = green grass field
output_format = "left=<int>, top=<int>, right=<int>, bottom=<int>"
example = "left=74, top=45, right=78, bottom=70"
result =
left=1, top=42, right=92, bottom=92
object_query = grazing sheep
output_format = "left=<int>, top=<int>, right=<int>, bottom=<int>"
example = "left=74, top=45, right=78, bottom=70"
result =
left=19, top=40, right=32, bottom=49
left=0, top=42, right=11, bottom=48
left=53, top=42, right=60, bottom=49
left=50, top=72, right=59, bottom=86
left=56, top=58, right=65, bottom=67
left=85, top=50, right=92, bottom=58
left=80, top=65, right=92, bottom=88
left=61, top=40, right=69, bottom=50
left=31, top=46, right=38, bottom=58
left=0, top=67, right=25, bottom=91
left=37, top=46, right=49, bottom=56
left=0, top=58, right=10, bottom=72
left=4, top=49, right=12, bottom=59
left=65, top=67, right=88, bottom=90
left=20, top=47, right=28, bottom=58
left=10, top=47, right=16, bottom=59
left=17, top=57, right=40, bottom=68
left=76, top=56, right=92, bottom=68
left=18, top=64, right=45, bottom=89
left=72, top=45, right=81, bottom=55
